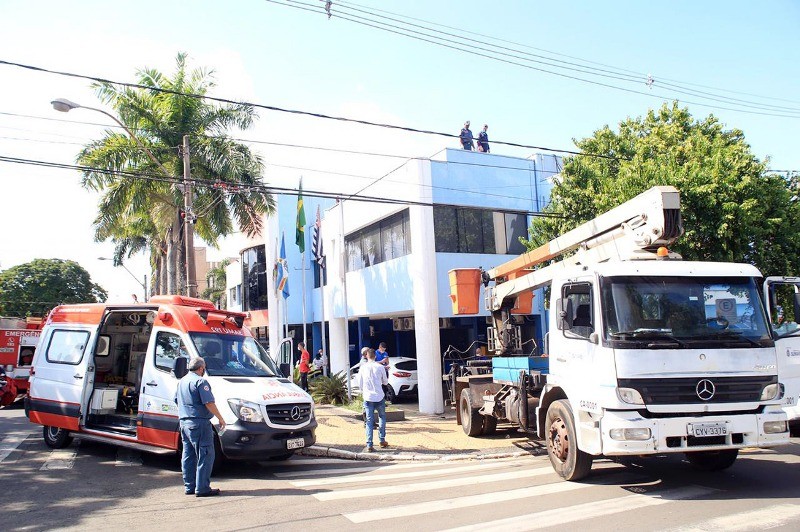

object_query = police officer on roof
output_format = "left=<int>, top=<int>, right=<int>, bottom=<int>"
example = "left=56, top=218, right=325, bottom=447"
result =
left=175, top=356, right=226, bottom=497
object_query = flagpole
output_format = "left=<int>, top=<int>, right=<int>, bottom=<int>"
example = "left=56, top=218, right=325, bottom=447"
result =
left=301, top=251, right=308, bottom=346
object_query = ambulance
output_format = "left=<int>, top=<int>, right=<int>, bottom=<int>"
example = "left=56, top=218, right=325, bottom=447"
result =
left=25, top=295, right=316, bottom=462
left=0, top=316, right=43, bottom=400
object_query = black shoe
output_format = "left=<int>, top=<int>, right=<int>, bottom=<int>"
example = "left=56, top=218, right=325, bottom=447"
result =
left=196, top=488, right=221, bottom=497
left=185, top=491, right=195, bottom=496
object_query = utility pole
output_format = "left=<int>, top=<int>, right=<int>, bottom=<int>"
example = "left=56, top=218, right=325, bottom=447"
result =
left=182, top=135, right=197, bottom=298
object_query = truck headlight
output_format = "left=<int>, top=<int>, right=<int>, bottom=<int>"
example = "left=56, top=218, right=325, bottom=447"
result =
left=760, top=383, right=784, bottom=401
left=617, top=387, right=645, bottom=405
left=227, top=399, right=264, bottom=423
left=609, top=428, right=652, bottom=441
left=763, top=420, right=788, bottom=434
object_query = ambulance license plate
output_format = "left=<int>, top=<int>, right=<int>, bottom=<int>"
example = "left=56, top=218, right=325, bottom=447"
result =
left=689, top=422, right=728, bottom=438
left=286, top=437, right=305, bottom=450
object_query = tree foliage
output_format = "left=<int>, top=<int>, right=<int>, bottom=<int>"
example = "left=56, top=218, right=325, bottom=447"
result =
left=527, top=103, right=800, bottom=277
left=0, top=259, right=107, bottom=317
left=77, top=53, right=275, bottom=294
left=201, top=258, right=231, bottom=308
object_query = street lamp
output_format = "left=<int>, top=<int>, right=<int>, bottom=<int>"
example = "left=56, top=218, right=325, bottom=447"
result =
left=53, top=97, right=198, bottom=297
left=98, top=257, right=148, bottom=302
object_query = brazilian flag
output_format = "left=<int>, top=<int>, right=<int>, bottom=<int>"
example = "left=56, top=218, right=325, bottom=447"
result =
left=296, top=177, right=306, bottom=252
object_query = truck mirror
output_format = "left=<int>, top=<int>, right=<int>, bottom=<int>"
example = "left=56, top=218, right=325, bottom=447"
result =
left=556, top=298, right=573, bottom=330
left=173, top=357, right=189, bottom=379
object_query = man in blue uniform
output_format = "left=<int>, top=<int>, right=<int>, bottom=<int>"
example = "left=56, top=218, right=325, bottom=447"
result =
left=176, top=357, right=226, bottom=497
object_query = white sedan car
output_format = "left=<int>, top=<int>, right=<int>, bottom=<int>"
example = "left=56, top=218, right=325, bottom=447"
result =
left=349, top=357, right=418, bottom=403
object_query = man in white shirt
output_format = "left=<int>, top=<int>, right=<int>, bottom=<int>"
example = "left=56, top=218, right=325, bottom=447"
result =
left=358, top=348, right=389, bottom=451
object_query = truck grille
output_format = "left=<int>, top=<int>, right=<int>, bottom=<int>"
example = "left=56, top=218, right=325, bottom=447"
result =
left=617, top=376, right=776, bottom=405
left=265, top=404, right=312, bottom=425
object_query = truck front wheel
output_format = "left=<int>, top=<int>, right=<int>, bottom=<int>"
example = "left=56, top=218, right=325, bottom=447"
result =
left=545, top=400, right=592, bottom=481
left=43, top=426, right=73, bottom=449
left=685, top=449, right=738, bottom=471
left=459, top=389, right=484, bottom=437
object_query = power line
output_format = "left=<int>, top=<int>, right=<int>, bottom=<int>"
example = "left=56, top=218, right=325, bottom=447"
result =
left=335, top=0, right=800, bottom=109
left=0, top=154, right=562, bottom=218
left=0, top=58, right=622, bottom=159
left=269, top=0, right=800, bottom=118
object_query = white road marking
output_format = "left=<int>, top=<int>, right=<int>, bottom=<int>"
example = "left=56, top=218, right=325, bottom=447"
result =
left=343, top=474, right=633, bottom=523
left=674, top=503, right=800, bottom=532
left=443, top=485, right=716, bottom=532
left=40, top=440, right=80, bottom=470
left=0, top=431, right=34, bottom=463
left=315, top=465, right=555, bottom=501
left=275, top=457, right=521, bottom=479
left=290, top=460, right=525, bottom=487
left=115, top=448, right=142, bottom=467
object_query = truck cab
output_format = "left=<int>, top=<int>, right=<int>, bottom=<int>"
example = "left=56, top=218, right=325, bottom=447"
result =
left=26, top=295, right=315, bottom=461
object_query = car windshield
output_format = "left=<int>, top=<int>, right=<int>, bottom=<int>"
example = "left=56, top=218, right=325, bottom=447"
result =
left=600, top=275, right=773, bottom=348
left=189, top=332, right=280, bottom=377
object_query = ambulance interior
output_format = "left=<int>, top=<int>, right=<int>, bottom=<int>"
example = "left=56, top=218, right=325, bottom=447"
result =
left=86, top=310, right=156, bottom=434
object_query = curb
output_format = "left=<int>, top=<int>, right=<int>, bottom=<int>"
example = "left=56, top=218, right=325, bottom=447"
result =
left=297, top=444, right=531, bottom=462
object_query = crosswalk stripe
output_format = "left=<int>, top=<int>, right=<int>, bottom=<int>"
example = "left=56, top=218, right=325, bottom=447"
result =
left=267, top=458, right=368, bottom=467
left=315, top=465, right=555, bottom=501
left=275, top=457, right=521, bottom=479
left=115, top=448, right=142, bottom=467
left=40, top=440, right=80, bottom=470
left=674, top=503, right=800, bottom=532
left=443, top=485, right=716, bottom=532
left=343, top=474, right=634, bottom=523
left=0, top=431, right=34, bottom=463
left=290, top=460, right=526, bottom=487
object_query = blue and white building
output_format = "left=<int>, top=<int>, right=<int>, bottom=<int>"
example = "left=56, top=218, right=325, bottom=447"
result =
left=232, top=148, right=559, bottom=413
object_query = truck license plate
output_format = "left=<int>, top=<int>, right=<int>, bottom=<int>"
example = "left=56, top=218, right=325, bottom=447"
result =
left=286, top=437, right=305, bottom=450
left=689, top=422, right=728, bottom=437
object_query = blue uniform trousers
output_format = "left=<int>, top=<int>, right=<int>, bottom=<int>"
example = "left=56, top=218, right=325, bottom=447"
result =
left=180, top=419, right=215, bottom=494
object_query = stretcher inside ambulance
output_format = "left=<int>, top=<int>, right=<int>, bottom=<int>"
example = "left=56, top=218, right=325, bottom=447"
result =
left=26, top=296, right=316, bottom=461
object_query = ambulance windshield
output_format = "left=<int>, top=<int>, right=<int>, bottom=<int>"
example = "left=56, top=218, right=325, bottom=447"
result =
left=189, top=332, right=280, bottom=377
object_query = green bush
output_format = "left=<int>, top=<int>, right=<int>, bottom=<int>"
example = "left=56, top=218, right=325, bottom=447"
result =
left=309, top=372, right=349, bottom=405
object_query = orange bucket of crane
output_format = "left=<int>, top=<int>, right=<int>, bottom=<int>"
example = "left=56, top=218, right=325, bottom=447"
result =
left=507, top=271, right=534, bottom=314
left=448, top=269, right=481, bottom=314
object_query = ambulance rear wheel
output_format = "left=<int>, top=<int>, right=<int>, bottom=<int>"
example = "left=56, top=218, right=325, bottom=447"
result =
left=545, top=399, right=593, bottom=481
left=459, top=389, right=483, bottom=437
left=43, top=426, right=73, bottom=449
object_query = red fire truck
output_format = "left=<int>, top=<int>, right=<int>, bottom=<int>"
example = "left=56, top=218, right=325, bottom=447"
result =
left=0, top=316, right=43, bottom=405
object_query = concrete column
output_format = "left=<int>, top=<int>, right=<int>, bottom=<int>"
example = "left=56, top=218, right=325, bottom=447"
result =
left=329, top=317, right=349, bottom=375
left=409, top=160, right=443, bottom=414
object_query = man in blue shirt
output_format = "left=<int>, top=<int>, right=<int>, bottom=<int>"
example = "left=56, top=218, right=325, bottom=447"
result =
left=460, top=121, right=474, bottom=150
left=175, top=357, right=226, bottom=497
left=358, top=349, right=389, bottom=452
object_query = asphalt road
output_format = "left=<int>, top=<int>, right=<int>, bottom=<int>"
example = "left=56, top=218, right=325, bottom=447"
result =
left=2, top=403, right=800, bottom=531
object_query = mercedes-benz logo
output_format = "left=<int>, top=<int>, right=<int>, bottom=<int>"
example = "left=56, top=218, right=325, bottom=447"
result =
left=696, top=379, right=716, bottom=401
left=290, top=406, right=301, bottom=420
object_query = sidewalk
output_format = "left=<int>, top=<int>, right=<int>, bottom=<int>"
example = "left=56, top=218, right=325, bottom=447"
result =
left=299, top=402, right=547, bottom=462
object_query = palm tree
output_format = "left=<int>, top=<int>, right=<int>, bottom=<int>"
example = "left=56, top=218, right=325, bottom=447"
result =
left=78, top=53, right=274, bottom=294
left=202, top=259, right=231, bottom=309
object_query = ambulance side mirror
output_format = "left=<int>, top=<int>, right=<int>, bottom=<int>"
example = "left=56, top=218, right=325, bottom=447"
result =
left=173, top=357, right=189, bottom=379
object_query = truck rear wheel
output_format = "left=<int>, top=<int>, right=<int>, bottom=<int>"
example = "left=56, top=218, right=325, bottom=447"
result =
left=545, top=400, right=592, bottom=481
left=481, top=415, right=497, bottom=435
left=459, top=389, right=483, bottom=437
left=685, top=449, right=738, bottom=471
left=43, top=426, right=73, bottom=449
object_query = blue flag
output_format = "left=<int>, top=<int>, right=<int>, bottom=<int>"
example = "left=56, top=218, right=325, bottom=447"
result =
left=276, top=233, right=289, bottom=299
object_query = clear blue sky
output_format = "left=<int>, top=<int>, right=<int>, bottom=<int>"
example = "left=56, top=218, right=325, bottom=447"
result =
left=0, top=0, right=797, bottom=300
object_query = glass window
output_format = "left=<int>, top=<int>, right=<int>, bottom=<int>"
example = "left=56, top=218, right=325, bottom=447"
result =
left=362, top=225, right=381, bottom=267
left=45, top=330, right=89, bottom=365
left=563, top=283, right=593, bottom=339
left=346, top=237, right=364, bottom=272
left=189, top=332, right=280, bottom=377
left=458, top=209, right=483, bottom=253
left=434, top=206, right=458, bottom=252
left=345, top=210, right=411, bottom=271
left=241, top=246, right=268, bottom=311
left=505, top=213, right=527, bottom=254
left=154, top=331, right=188, bottom=372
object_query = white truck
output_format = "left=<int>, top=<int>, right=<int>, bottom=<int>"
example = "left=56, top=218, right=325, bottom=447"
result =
left=447, top=186, right=791, bottom=481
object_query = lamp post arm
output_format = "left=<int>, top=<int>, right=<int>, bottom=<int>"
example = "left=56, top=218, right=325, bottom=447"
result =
left=82, top=105, right=174, bottom=180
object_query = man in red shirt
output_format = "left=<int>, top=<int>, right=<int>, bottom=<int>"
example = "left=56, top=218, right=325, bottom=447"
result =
left=297, top=342, right=311, bottom=392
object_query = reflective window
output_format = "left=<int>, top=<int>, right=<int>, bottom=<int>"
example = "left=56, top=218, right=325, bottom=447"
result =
left=241, top=246, right=268, bottom=311
left=154, top=331, right=188, bottom=372
left=345, top=210, right=411, bottom=271
left=45, top=330, right=89, bottom=365
left=434, top=206, right=524, bottom=254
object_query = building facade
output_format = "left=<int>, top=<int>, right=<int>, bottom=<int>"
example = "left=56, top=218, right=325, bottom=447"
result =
left=236, top=148, right=558, bottom=414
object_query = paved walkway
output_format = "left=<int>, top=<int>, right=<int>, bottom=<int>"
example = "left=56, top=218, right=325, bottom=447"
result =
left=300, top=402, right=547, bottom=461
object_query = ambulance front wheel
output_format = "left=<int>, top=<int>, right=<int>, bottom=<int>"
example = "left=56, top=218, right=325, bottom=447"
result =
left=43, top=426, right=73, bottom=449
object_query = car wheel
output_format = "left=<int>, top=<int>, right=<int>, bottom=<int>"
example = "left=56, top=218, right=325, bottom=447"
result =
left=386, top=386, right=398, bottom=404
left=545, top=399, right=593, bottom=481
left=685, top=449, right=738, bottom=471
left=42, top=426, right=73, bottom=449
left=459, top=389, right=484, bottom=437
